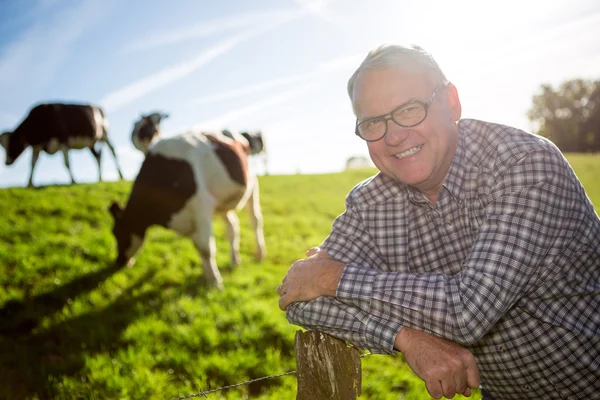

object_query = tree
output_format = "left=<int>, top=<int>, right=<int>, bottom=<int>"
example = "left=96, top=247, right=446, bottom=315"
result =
left=527, top=79, right=600, bottom=152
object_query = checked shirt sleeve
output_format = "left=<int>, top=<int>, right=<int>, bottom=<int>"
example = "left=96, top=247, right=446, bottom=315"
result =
left=336, top=148, right=592, bottom=345
left=286, top=185, right=404, bottom=354
left=286, top=297, right=403, bottom=354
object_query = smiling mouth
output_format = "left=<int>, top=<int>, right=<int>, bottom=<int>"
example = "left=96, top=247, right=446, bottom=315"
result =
left=394, top=145, right=422, bottom=159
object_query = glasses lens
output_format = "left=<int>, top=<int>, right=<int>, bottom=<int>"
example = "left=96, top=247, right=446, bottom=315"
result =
left=392, top=103, right=426, bottom=127
left=357, top=117, right=386, bottom=141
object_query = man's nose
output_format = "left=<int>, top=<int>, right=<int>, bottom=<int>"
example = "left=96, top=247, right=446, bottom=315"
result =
left=384, top=120, right=409, bottom=146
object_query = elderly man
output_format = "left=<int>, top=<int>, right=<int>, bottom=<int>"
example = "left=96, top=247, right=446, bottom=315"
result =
left=278, top=44, right=600, bottom=400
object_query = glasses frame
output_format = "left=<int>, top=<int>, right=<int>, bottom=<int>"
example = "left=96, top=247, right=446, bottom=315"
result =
left=355, top=85, right=444, bottom=142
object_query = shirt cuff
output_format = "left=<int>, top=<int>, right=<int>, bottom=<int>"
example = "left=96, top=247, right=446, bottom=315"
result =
left=336, top=263, right=378, bottom=309
left=365, top=314, right=404, bottom=354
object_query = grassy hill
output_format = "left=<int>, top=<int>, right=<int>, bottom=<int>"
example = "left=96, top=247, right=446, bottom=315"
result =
left=0, top=154, right=598, bottom=399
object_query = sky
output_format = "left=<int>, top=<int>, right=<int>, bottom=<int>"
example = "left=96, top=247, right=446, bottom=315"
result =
left=1, top=0, right=599, bottom=187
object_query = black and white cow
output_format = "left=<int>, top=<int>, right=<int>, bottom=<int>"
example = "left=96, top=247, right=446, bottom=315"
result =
left=0, top=103, right=124, bottom=187
left=131, top=111, right=169, bottom=154
left=109, top=130, right=266, bottom=289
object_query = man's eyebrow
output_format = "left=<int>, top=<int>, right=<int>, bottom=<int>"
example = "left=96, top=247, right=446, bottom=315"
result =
left=359, top=98, right=419, bottom=121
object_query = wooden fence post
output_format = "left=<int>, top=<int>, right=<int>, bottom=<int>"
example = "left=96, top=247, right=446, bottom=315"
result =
left=295, top=330, right=361, bottom=400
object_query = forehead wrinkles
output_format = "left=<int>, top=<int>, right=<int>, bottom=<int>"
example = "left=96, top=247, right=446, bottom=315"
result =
left=353, top=68, right=430, bottom=119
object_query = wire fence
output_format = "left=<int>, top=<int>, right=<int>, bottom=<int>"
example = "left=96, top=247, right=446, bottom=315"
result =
left=172, top=371, right=297, bottom=399
left=171, top=353, right=371, bottom=399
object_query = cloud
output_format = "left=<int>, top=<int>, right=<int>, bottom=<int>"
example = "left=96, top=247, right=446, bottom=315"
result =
left=187, top=54, right=362, bottom=107
left=122, top=8, right=300, bottom=53
left=187, top=82, right=319, bottom=130
left=493, top=10, right=600, bottom=58
left=100, top=7, right=319, bottom=113
left=122, top=1, right=339, bottom=53
left=188, top=74, right=311, bottom=106
left=101, top=33, right=249, bottom=113
left=292, top=0, right=339, bottom=24
left=0, top=0, right=115, bottom=99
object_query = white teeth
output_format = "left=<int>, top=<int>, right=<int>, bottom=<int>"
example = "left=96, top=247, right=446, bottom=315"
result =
left=395, top=145, right=422, bottom=159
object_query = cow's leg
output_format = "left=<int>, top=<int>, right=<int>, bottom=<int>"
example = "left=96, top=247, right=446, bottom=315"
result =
left=191, top=194, right=224, bottom=290
left=61, top=145, right=76, bottom=184
left=28, top=148, right=41, bottom=188
left=103, top=139, right=124, bottom=180
left=89, top=146, right=102, bottom=182
left=223, top=211, right=241, bottom=266
left=246, top=183, right=266, bottom=261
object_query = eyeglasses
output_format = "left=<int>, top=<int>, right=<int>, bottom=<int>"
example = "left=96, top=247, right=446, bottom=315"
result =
left=355, top=85, right=444, bottom=142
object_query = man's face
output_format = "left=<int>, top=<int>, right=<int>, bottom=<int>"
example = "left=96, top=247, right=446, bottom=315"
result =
left=353, top=67, right=461, bottom=199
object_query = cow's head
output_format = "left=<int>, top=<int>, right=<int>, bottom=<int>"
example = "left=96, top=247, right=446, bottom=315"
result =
left=240, top=131, right=265, bottom=155
left=0, top=131, right=26, bottom=165
left=132, top=112, right=169, bottom=153
left=109, top=202, right=144, bottom=267
left=146, top=112, right=169, bottom=126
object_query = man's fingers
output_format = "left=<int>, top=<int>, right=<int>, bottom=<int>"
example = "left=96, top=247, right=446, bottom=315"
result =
left=465, top=363, right=481, bottom=390
left=441, top=378, right=457, bottom=399
left=305, top=247, right=321, bottom=257
left=453, top=369, right=467, bottom=396
left=276, top=284, right=286, bottom=296
left=278, top=294, right=290, bottom=311
left=424, top=380, right=443, bottom=400
left=306, top=247, right=333, bottom=259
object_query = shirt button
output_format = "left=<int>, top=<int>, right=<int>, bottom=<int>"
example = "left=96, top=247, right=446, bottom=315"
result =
left=523, top=384, right=530, bottom=390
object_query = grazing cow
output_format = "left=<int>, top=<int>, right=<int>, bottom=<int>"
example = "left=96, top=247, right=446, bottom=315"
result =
left=0, top=103, right=124, bottom=187
left=109, top=130, right=266, bottom=289
left=131, top=111, right=169, bottom=154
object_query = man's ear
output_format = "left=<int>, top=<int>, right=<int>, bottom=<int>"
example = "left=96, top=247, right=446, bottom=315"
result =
left=109, top=202, right=123, bottom=220
left=446, top=82, right=462, bottom=122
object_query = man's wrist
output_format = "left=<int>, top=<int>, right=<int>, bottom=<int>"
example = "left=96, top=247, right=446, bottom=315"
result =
left=394, top=326, right=411, bottom=353
left=320, top=262, right=345, bottom=297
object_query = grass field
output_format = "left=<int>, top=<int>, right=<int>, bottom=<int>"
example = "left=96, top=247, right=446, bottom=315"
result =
left=0, top=153, right=598, bottom=399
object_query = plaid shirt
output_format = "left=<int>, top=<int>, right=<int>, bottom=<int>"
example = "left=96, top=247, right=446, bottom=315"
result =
left=287, top=119, right=600, bottom=399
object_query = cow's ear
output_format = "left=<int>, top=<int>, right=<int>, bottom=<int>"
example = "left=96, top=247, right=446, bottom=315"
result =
left=0, top=132, right=9, bottom=150
left=160, top=112, right=169, bottom=120
left=109, top=202, right=123, bottom=220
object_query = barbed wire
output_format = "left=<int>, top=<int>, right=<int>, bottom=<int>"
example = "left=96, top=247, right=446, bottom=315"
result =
left=171, top=371, right=296, bottom=399
left=170, top=353, right=372, bottom=399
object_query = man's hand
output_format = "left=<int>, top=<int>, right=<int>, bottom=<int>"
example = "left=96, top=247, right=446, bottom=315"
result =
left=278, top=247, right=345, bottom=310
left=395, top=327, right=480, bottom=399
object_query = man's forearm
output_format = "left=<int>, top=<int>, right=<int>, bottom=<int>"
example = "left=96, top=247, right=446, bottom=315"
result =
left=286, top=297, right=402, bottom=354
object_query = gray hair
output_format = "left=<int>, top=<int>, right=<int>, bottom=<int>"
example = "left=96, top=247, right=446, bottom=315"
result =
left=347, top=44, right=448, bottom=114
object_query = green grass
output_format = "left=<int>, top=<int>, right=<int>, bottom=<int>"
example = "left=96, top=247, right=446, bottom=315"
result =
left=563, top=153, right=600, bottom=209
left=0, top=154, right=597, bottom=400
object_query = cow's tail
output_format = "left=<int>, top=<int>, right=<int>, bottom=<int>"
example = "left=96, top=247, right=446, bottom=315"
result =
left=94, top=107, right=109, bottom=140
left=94, top=107, right=124, bottom=179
